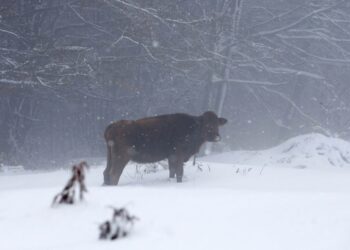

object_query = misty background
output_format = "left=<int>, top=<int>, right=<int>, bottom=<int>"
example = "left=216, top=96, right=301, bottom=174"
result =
left=1, top=0, right=350, bottom=168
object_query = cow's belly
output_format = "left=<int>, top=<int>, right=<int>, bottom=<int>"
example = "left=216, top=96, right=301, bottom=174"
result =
left=127, top=141, right=172, bottom=163
left=130, top=152, right=167, bottom=163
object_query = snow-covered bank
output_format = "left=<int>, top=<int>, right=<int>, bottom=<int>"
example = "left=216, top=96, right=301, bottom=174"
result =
left=1, top=133, right=350, bottom=250
left=206, top=133, right=350, bottom=169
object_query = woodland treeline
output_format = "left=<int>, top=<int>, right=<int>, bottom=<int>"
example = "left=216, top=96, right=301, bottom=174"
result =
left=1, top=0, right=350, bottom=168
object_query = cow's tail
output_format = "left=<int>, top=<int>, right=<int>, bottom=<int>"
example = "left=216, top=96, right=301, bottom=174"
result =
left=104, top=123, right=116, bottom=156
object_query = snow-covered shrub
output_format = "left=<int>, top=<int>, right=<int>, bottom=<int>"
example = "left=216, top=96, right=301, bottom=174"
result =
left=52, top=161, right=88, bottom=206
left=99, top=207, right=138, bottom=240
left=135, top=161, right=167, bottom=180
left=0, top=164, right=25, bottom=173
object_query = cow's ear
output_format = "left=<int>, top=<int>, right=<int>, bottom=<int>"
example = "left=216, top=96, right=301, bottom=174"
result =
left=218, top=117, right=227, bottom=126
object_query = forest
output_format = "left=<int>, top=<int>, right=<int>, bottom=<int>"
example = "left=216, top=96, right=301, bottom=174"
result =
left=1, top=0, right=350, bottom=168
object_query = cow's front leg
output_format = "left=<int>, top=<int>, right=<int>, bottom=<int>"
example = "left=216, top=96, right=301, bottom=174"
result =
left=168, top=156, right=176, bottom=179
left=175, top=162, right=184, bottom=183
left=168, top=155, right=184, bottom=183
left=169, top=167, right=176, bottom=179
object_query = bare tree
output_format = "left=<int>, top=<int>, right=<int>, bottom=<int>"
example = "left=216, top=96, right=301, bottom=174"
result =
left=2, top=0, right=350, bottom=167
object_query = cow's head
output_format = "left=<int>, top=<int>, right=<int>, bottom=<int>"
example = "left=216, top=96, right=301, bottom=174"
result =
left=200, top=111, right=227, bottom=142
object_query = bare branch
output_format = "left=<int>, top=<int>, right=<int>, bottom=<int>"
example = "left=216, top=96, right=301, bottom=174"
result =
left=252, top=3, right=342, bottom=37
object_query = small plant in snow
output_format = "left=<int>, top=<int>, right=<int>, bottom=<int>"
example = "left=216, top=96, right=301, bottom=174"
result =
left=99, top=207, right=138, bottom=240
left=192, top=155, right=211, bottom=172
left=234, top=166, right=253, bottom=175
left=52, top=161, right=88, bottom=206
left=194, top=162, right=211, bottom=172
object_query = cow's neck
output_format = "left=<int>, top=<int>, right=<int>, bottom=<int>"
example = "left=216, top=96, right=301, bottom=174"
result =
left=190, top=118, right=207, bottom=153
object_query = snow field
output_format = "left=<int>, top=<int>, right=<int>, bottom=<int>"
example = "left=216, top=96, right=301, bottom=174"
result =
left=1, top=133, right=350, bottom=250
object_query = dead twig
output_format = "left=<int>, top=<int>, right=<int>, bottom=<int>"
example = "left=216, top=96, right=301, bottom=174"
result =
left=52, top=161, right=89, bottom=206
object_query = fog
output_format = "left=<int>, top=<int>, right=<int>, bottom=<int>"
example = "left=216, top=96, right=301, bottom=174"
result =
left=1, top=0, right=350, bottom=168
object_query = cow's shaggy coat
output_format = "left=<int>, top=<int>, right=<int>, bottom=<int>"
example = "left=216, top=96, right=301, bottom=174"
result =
left=103, top=111, right=227, bottom=185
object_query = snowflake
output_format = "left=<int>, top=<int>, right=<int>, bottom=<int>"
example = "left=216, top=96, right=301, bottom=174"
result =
left=152, top=40, right=159, bottom=48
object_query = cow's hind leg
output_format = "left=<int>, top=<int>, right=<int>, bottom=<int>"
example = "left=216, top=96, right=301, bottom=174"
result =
left=103, top=144, right=112, bottom=185
left=109, top=148, right=129, bottom=185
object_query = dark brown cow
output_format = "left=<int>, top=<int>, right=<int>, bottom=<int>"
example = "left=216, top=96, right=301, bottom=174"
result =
left=103, top=111, right=227, bottom=185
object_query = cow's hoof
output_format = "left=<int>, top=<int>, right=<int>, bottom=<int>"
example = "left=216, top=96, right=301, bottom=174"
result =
left=176, top=178, right=182, bottom=183
left=168, top=177, right=176, bottom=183
left=103, top=181, right=116, bottom=186
left=103, top=178, right=110, bottom=186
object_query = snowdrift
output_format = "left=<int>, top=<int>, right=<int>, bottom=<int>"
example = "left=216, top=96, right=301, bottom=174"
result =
left=206, top=133, right=350, bottom=169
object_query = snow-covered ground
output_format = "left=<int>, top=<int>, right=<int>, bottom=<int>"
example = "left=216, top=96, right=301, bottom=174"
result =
left=1, top=133, right=350, bottom=250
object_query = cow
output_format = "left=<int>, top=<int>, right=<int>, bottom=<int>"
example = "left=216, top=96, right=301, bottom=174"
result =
left=103, top=111, right=227, bottom=185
